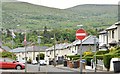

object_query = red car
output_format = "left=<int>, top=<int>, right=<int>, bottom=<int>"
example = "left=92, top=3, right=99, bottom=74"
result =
left=0, top=59, right=25, bottom=70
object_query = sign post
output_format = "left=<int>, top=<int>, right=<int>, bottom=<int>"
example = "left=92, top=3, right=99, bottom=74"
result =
left=76, top=29, right=87, bottom=74
left=24, top=31, right=27, bottom=73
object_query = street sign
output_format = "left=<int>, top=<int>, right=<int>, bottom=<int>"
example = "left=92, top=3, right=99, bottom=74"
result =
left=76, top=29, right=87, bottom=40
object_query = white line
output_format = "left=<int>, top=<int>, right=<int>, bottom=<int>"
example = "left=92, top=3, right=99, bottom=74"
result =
left=76, top=33, right=86, bottom=36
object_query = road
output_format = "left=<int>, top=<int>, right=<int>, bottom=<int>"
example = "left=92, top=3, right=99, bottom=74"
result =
left=0, top=64, right=106, bottom=73
left=0, top=64, right=74, bottom=72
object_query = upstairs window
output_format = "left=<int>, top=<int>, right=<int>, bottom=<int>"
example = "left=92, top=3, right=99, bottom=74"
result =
left=112, top=30, right=114, bottom=39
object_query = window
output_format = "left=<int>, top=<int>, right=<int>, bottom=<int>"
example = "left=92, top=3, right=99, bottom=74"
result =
left=108, top=31, right=111, bottom=39
left=112, top=30, right=114, bottom=39
left=22, top=58, right=24, bottom=60
left=50, top=51, right=51, bottom=55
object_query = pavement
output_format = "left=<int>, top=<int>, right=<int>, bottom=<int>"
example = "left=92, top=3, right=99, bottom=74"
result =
left=55, top=65, right=108, bottom=72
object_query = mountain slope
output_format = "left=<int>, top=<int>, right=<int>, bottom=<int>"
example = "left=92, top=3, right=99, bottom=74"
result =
left=2, top=2, right=118, bottom=30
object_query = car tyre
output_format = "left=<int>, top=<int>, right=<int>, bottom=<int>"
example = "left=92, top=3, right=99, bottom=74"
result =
left=16, top=65, right=22, bottom=70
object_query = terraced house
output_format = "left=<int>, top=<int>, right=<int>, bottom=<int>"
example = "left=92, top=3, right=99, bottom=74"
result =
left=99, top=21, right=120, bottom=49
left=46, top=35, right=99, bottom=64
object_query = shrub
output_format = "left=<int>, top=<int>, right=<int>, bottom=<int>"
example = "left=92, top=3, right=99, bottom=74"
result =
left=67, top=55, right=81, bottom=60
left=73, top=57, right=80, bottom=60
left=84, top=57, right=93, bottom=66
left=96, top=50, right=109, bottom=55
left=95, top=55, right=104, bottom=60
left=37, top=53, right=45, bottom=60
left=27, top=58, right=32, bottom=64
left=0, top=51, right=17, bottom=60
left=84, top=51, right=93, bottom=55
left=103, top=54, right=113, bottom=71
left=82, top=54, right=93, bottom=66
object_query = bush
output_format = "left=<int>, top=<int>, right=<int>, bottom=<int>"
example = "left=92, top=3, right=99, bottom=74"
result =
left=82, top=54, right=93, bottom=66
left=73, top=57, right=80, bottom=60
left=95, top=55, right=104, bottom=60
left=84, top=57, right=93, bottom=66
left=83, top=54, right=93, bottom=58
left=0, top=51, right=17, bottom=60
left=37, top=53, right=45, bottom=60
left=84, top=51, right=93, bottom=55
left=27, top=58, right=32, bottom=64
left=96, top=50, right=109, bottom=55
left=67, top=55, right=80, bottom=60
left=103, top=54, right=113, bottom=71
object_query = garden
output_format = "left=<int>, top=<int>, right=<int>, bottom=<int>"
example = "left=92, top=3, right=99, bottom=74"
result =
left=66, top=46, right=120, bottom=71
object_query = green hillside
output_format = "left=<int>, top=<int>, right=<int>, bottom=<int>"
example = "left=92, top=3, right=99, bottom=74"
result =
left=2, top=2, right=118, bottom=30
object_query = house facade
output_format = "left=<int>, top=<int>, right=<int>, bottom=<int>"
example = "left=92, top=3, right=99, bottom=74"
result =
left=99, top=30, right=108, bottom=50
left=46, top=35, right=99, bottom=64
left=10, top=46, right=48, bottom=63
left=73, top=35, right=99, bottom=54
left=99, top=21, right=120, bottom=49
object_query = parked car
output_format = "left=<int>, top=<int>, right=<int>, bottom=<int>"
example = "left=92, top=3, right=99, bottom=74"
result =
left=0, top=59, right=25, bottom=70
left=39, top=60, right=47, bottom=65
left=31, top=60, right=38, bottom=65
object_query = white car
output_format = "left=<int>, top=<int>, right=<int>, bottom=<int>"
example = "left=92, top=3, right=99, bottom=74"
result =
left=39, top=60, right=47, bottom=65
left=32, top=60, right=38, bottom=65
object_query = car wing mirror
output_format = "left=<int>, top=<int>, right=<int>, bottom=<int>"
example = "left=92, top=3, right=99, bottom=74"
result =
left=13, top=61, right=16, bottom=63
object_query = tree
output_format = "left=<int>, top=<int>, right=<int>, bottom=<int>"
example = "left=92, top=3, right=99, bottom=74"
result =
left=37, top=53, right=45, bottom=60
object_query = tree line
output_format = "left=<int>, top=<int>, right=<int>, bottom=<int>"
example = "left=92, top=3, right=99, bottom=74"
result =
left=1, top=26, right=99, bottom=49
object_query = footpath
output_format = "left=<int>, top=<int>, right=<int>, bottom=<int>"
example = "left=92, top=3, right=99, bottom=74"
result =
left=55, top=65, right=115, bottom=73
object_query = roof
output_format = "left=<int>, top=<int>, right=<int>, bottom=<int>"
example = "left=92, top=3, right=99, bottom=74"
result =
left=99, top=30, right=107, bottom=35
left=0, top=46, right=11, bottom=51
left=46, top=43, right=70, bottom=51
left=115, top=21, right=120, bottom=25
left=46, top=35, right=99, bottom=51
left=106, top=24, right=117, bottom=30
left=10, top=46, right=48, bottom=53
left=10, top=47, right=25, bottom=53
left=73, top=35, right=99, bottom=45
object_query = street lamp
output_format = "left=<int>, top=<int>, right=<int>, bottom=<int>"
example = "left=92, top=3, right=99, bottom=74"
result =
left=93, top=36, right=97, bottom=72
left=23, top=30, right=27, bottom=72
left=38, top=35, right=42, bottom=71
left=51, top=34, right=56, bottom=67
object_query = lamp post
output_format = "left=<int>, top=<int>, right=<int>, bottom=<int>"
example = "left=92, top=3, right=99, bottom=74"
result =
left=24, top=30, right=27, bottom=72
left=93, top=36, right=97, bottom=72
left=77, top=25, right=83, bottom=74
left=38, top=35, right=41, bottom=71
left=51, top=33, right=56, bottom=67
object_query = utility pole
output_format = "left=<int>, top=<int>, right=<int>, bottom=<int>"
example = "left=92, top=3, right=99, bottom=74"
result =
left=80, top=40, right=83, bottom=74
left=94, top=36, right=97, bottom=72
left=24, top=30, right=27, bottom=73
left=38, top=36, right=41, bottom=71
left=53, top=33, right=56, bottom=67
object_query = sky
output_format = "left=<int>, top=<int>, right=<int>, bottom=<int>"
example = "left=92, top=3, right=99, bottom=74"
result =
left=4, top=0, right=120, bottom=9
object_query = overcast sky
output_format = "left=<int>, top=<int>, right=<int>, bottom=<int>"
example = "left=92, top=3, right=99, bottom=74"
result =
left=4, top=0, right=120, bottom=9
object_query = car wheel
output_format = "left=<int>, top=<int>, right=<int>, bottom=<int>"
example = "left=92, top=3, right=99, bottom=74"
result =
left=16, top=65, right=22, bottom=70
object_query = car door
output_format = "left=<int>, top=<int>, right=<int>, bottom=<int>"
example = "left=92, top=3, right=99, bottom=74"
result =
left=6, top=62, right=16, bottom=68
left=1, top=62, right=8, bottom=68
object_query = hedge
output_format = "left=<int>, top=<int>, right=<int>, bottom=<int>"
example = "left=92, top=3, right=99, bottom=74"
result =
left=95, top=55, right=104, bottom=60
left=0, top=51, right=17, bottom=60
left=67, top=55, right=82, bottom=60
left=96, top=50, right=109, bottom=55
left=84, top=57, right=93, bottom=66
left=73, top=57, right=80, bottom=60
left=103, top=54, right=113, bottom=71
